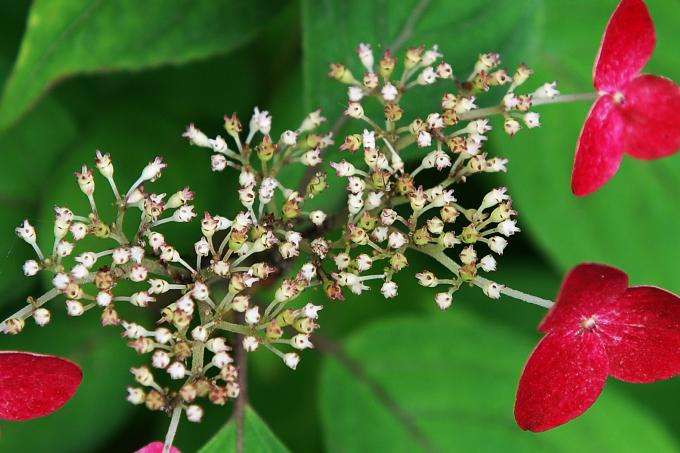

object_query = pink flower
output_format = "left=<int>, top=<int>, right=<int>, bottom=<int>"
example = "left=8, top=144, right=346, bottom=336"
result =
left=514, top=263, right=680, bottom=431
left=572, top=0, right=680, bottom=196
left=135, top=442, right=181, bottom=453
left=0, top=351, right=82, bottom=420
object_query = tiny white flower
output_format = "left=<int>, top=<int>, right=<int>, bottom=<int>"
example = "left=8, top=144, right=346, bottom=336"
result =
left=194, top=237, right=210, bottom=257
left=523, top=112, right=541, bottom=128
left=357, top=43, right=374, bottom=71
left=348, top=86, right=364, bottom=102
left=15, top=220, right=37, bottom=244
left=23, top=260, right=40, bottom=277
left=388, top=232, right=408, bottom=249
left=191, top=325, right=209, bottom=342
left=186, top=405, right=203, bottom=423
left=299, top=109, right=326, bottom=132
left=417, top=66, right=437, bottom=85
left=124, top=322, right=146, bottom=339
left=372, top=226, right=388, bottom=243
left=301, top=148, right=322, bottom=166
left=532, top=81, right=559, bottom=100
left=380, top=281, right=398, bottom=299
left=435, top=292, right=452, bottom=310
left=112, top=247, right=131, bottom=265
left=71, top=264, right=89, bottom=280
left=56, top=240, right=74, bottom=258
left=300, top=263, right=317, bottom=281
left=355, top=254, right=373, bottom=272
left=344, top=102, right=364, bottom=119
left=53, top=273, right=70, bottom=290
left=152, top=350, right=171, bottom=369
left=417, top=131, right=432, bottom=148
left=480, top=255, right=497, bottom=272
left=292, top=334, right=314, bottom=350
left=209, top=135, right=228, bottom=153
left=497, top=219, right=520, bottom=237
left=76, top=252, right=97, bottom=268
left=32, top=308, right=50, bottom=326
left=130, top=265, right=148, bottom=282
left=173, top=205, right=197, bottom=223
left=155, top=328, right=173, bottom=344
left=347, top=193, right=364, bottom=215
left=422, top=45, right=442, bottom=66
left=309, top=210, right=327, bottom=226
left=283, top=352, right=300, bottom=370
left=126, top=387, right=146, bottom=405
left=480, top=187, right=509, bottom=211
left=176, top=294, right=195, bottom=314
left=302, top=303, right=322, bottom=320
left=330, top=160, right=357, bottom=177
left=334, top=253, right=351, bottom=270
left=96, top=291, right=112, bottom=307
left=245, top=306, right=261, bottom=325
left=69, top=222, right=88, bottom=241
left=140, top=157, right=166, bottom=182
left=212, top=351, right=234, bottom=368
left=427, top=113, right=444, bottom=129
left=130, top=246, right=144, bottom=263
left=147, top=232, right=165, bottom=251
left=483, top=282, right=504, bottom=299
left=488, top=236, right=508, bottom=255
left=182, top=124, right=211, bottom=147
left=131, top=366, right=154, bottom=386
left=365, top=191, right=384, bottom=210
left=66, top=300, right=84, bottom=316
left=363, top=129, right=376, bottom=149
left=281, top=130, right=298, bottom=146
left=167, top=362, right=187, bottom=379
left=381, top=83, right=398, bottom=102
left=206, top=337, right=230, bottom=353
left=250, top=107, right=272, bottom=135
left=243, top=336, right=259, bottom=352
left=502, top=92, right=520, bottom=110
left=131, top=291, right=155, bottom=307
left=346, top=176, right=365, bottom=194
left=504, top=117, right=521, bottom=136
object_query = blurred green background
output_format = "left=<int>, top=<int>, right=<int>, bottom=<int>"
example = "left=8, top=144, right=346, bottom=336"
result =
left=0, top=0, right=679, bottom=451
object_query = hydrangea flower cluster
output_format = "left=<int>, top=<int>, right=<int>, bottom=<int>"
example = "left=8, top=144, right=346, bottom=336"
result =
left=4, top=108, right=331, bottom=427
left=327, top=44, right=549, bottom=306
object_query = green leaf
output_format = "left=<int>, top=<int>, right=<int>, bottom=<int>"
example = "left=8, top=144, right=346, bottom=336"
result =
left=0, top=0, right=288, bottom=130
left=197, top=406, right=290, bottom=453
left=302, top=0, right=544, bottom=118
left=492, top=0, right=680, bottom=292
left=0, top=311, right=137, bottom=452
left=320, top=311, right=678, bottom=452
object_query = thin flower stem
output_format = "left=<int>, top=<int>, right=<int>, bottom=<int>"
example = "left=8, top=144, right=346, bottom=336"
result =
left=415, top=244, right=554, bottom=309
left=459, top=92, right=598, bottom=122
left=0, top=288, right=60, bottom=330
left=217, top=321, right=253, bottom=336
left=162, top=405, right=182, bottom=453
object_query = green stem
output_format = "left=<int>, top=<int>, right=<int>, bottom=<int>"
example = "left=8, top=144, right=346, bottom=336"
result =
left=415, top=244, right=554, bottom=309
left=162, top=406, right=182, bottom=453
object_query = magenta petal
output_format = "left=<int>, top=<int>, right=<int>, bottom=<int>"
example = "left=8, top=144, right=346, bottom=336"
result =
left=572, top=96, right=625, bottom=196
left=540, top=263, right=628, bottom=333
left=515, top=330, right=609, bottom=432
left=599, top=286, right=680, bottom=383
left=593, top=0, right=655, bottom=91
left=135, top=441, right=182, bottom=453
left=620, top=74, right=680, bottom=159
left=0, top=351, right=82, bottom=421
